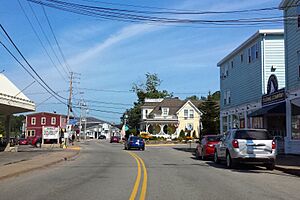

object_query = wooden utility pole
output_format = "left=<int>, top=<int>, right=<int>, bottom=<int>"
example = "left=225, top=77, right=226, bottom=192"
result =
left=67, top=72, right=73, bottom=125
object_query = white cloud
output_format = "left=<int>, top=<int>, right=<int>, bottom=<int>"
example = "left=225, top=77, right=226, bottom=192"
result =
left=68, top=24, right=159, bottom=67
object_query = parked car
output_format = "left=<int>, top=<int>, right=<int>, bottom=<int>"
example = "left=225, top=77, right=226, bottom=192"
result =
left=18, top=138, right=28, bottom=145
left=110, top=136, right=120, bottom=143
left=214, top=129, right=276, bottom=170
left=28, top=136, right=42, bottom=148
left=124, top=136, right=145, bottom=151
left=195, top=135, right=222, bottom=160
left=98, top=135, right=106, bottom=140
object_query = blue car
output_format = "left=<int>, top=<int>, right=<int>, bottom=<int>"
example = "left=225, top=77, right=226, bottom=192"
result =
left=125, top=136, right=145, bottom=151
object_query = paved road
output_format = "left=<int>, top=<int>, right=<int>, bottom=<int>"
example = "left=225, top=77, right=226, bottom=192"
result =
left=0, top=140, right=299, bottom=200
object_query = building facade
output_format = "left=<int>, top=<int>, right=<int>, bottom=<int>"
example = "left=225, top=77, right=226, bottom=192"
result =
left=25, top=112, right=67, bottom=143
left=140, top=98, right=202, bottom=138
left=218, top=30, right=285, bottom=137
left=280, top=0, right=300, bottom=154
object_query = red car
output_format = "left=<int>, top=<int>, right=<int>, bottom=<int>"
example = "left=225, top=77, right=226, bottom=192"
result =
left=196, top=135, right=222, bottom=160
left=110, top=136, right=120, bottom=143
left=18, top=138, right=28, bottom=145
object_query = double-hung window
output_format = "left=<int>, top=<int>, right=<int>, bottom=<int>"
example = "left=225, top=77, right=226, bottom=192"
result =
left=41, top=117, right=46, bottom=125
left=297, top=4, right=300, bottom=28
left=162, top=108, right=169, bottom=116
left=51, top=117, right=56, bottom=125
left=298, top=51, right=300, bottom=78
left=31, top=117, right=36, bottom=125
left=184, top=109, right=189, bottom=119
left=189, top=109, right=194, bottom=118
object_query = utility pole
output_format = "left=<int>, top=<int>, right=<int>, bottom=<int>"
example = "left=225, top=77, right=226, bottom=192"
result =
left=65, top=72, right=73, bottom=147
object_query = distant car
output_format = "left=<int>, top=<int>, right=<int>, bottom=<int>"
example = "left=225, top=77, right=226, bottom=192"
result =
left=98, top=135, right=106, bottom=140
left=195, top=135, right=222, bottom=160
left=28, top=136, right=42, bottom=148
left=18, top=138, right=28, bottom=145
left=124, top=136, right=145, bottom=151
left=214, top=129, right=276, bottom=170
left=110, top=136, right=120, bottom=143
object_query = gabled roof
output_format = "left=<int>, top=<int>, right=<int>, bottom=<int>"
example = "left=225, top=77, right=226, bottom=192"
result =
left=141, top=101, right=161, bottom=107
left=149, top=98, right=185, bottom=116
left=217, top=29, right=284, bottom=66
left=176, top=100, right=203, bottom=115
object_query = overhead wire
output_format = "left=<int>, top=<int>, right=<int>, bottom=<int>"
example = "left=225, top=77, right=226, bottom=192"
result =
left=0, top=24, right=68, bottom=103
left=17, top=0, right=68, bottom=81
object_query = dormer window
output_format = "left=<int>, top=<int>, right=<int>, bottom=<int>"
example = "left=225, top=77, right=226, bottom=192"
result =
left=162, top=108, right=169, bottom=116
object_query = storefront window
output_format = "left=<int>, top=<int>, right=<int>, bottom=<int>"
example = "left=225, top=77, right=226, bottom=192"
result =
left=252, top=117, right=263, bottom=129
left=291, top=100, right=300, bottom=140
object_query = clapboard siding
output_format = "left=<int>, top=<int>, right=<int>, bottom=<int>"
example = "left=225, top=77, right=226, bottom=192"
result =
left=220, top=32, right=285, bottom=110
left=284, top=3, right=300, bottom=90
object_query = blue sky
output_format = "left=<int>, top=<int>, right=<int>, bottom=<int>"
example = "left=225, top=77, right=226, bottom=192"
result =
left=0, top=0, right=283, bottom=123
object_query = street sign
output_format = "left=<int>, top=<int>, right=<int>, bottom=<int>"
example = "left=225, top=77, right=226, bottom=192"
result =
left=125, top=125, right=129, bottom=131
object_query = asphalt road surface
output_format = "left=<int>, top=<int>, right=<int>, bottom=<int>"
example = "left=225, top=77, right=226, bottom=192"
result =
left=0, top=140, right=299, bottom=200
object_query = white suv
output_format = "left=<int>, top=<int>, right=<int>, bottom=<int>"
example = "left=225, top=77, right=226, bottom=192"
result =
left=214, top=129, right=276, bottom=170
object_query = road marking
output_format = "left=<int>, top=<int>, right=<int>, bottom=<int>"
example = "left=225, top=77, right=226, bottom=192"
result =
left=67, top=146, right=81, bottom=150
left=146, top=143, right=187, bottom=147
left=127, top=152, right=148, bottom=200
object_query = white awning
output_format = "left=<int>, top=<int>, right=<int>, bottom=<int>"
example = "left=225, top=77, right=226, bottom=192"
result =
left=0, top=74, right=35, bottom=114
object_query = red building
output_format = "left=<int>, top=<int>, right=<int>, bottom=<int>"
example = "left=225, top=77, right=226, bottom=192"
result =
left=25, top=112, right=67, bottom=142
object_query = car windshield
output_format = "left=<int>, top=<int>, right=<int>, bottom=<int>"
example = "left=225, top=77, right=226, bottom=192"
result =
left=130, top=137, right=143, bottom=141
left=234, top=130, right=271, bottom=140
left=207, top=136, right=221, bottom=142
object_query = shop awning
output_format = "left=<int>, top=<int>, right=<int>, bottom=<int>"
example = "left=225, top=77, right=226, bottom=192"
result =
left=248, top=102, right=285, bottom=117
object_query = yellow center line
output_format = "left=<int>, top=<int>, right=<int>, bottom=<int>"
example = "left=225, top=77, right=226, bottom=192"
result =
left=137, top=156, right=147, bottom=200
left=128, top=152, right=142, bottom=200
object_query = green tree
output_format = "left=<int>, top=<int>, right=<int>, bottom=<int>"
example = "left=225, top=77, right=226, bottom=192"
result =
left=199, top=91, right=220, bottom=136
left=125, top=73, right=172, bottom=130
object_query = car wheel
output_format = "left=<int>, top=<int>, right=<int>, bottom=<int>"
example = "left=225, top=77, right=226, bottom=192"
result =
left=266, top=163, right=275, bottom=170
left=141, top=147, right=145, bottom=151
left=226, top=152, right=236, bottom=169
left=201, top=149, right=206, bottom=161
left=214, top=150, right=220, bottom=164
left=35, top=142, right=41, bottom=148
left=195, top=149, right=200, bottom=159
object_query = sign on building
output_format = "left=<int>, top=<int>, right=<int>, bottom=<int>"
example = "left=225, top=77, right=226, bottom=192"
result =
left=42, top=127, right=59, bottom=140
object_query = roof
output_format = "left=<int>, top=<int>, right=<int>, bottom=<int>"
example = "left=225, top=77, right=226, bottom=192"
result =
left=149, top=98, right=185, bottom=116
left=26, top=112, right=66, bottom=117
left=141, top=101, right=161, bottom=107
left=279, top=0, right=298, bottom=9
left=0, top=74, right=35, bottom=114
left=217, top=29, right=284, bottom=66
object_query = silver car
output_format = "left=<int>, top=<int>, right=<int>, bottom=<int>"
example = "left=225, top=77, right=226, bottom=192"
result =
left=214, top=129, right=276, bottom=170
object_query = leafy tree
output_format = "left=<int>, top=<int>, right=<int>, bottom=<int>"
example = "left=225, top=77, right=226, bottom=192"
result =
left=185, top=95, right=199, bottom=101
left=199, top=91, right=220, bottom=136
left=125, top=73, right=172, bottom=130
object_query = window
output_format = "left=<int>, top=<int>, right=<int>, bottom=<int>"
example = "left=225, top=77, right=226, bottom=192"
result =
left=231, top=60, right=234, bottom=68
left=41, top=117, right=46, bottom=125
left=184, top=109, right=188, bottom=119
left=240, top=54, right=244, bottom=63
left=223, top=91, right=227, bottom=105
left=31, top=117, right=36, bottom=125
left=162, top=108, right=169, bottom=116
left=225, top=64, right=229, bottom=77
left=51, top=117, right=56, bottom=125
left=298, top=51, right=300, bottom=78
left=189, top=109, right=194, bottom=118
left=248, top=43, right=259, bottom=63
left=27, top=130, right=35, bottom=137
left=227, top=90, right=231, bottom=104
left=145, top=110, right=148, bottom=117
left=298, top=4, right=300, bottom=28
left=248, top=48, right=251, bottom=63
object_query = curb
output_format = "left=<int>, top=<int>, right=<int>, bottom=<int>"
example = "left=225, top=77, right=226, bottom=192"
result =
left=275, top=165, right=300, bottom=177
left=0, top=150, right=80, bottom=181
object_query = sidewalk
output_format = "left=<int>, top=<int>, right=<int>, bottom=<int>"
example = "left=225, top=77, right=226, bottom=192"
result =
left=275, top=154, right=300, bottom=176
left=0, top=145, right=80, bottom=180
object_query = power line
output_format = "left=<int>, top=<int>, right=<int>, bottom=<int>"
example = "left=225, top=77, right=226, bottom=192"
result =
left=41, top=4, right=72, bottom=73
left=17, top=0, right=68, bottom=81
left=26, top=0, right=70, bottom=75
left=0, top=24, right=68, bottom=103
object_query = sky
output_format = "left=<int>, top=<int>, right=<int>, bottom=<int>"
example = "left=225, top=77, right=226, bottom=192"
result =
left=0, top=0, right=283, bottom=123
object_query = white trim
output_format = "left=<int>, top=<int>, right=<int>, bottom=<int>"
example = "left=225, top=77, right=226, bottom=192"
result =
left=176, top=100, right=202, bottom=115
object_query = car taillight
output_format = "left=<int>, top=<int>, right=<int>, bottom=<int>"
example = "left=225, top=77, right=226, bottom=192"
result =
left=272, top=140, right=276, bottom=149
left=232, top=139, right=239, bottom=148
